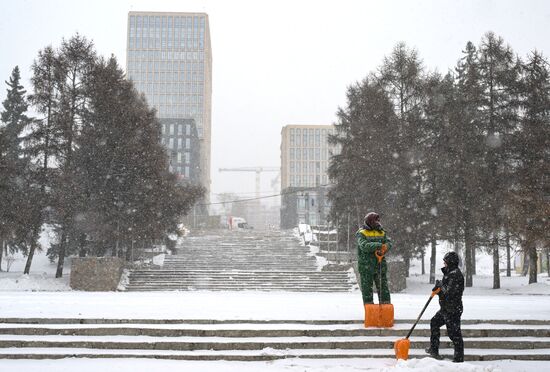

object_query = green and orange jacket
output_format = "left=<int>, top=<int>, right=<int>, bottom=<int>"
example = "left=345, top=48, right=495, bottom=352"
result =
left=356, top=226, right=392, bottom=264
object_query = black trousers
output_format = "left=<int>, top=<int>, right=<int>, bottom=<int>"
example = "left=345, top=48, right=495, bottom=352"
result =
left=430, top=310, right=464, bottom=361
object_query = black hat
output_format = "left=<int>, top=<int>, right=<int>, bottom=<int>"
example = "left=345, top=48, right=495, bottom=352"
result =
left=364, top=212, right=381, bottom=229
left=443, top=251, right=459, bottom=268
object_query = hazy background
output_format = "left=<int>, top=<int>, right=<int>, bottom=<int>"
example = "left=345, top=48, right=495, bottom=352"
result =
left=1, top=0, right=549, bottom=205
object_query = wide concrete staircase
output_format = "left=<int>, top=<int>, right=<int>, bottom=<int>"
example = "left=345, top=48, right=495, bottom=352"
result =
left=123, top=230, right=356, bottom=292
left=0, top=318, right=548, bottom=361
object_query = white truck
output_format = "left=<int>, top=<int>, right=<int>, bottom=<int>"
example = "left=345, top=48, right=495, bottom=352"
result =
left=228, top=216, right=249, bottom=230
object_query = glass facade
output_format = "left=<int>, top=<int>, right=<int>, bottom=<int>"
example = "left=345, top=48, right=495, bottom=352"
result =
left=283, top=126, right=336, bottom=188
left=127, top=12, right=211, bottom=187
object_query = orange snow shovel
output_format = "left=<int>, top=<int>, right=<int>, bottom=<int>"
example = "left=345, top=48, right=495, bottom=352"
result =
left=364, top=246, right=394, bottom=327
left=394, top=287, right=441, bottom=360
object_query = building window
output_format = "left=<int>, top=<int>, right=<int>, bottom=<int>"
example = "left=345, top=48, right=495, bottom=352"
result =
left=185, top=138, right=190, bottom=148
left=290, top=148, right=294, bottom=160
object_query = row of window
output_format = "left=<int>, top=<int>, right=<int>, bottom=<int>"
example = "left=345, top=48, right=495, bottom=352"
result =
left=128, top=50, right=205, bottom=62
left=128, top=71, right=204, bottom=84
left=129, top=35, right=204, bottom=51
left=133, top=82, right=205, bottom=95
left=168, top=165, right=191, bottom=177
left=132, top=81, right=204, bottom=96
left=128, top=60, right=204, bottom=72
left=289, top=148, right=331, bottom=161
left=161, top=123, right=192, bottom=136
left=128, top=70, right=205, bottom=84
left=289, top=161, right=329, bottom=174
left=161, top=137, right=192, bottom=151
left=130, top=15, right=205, bottom=31
left=153, top=104, right=204, bottom=124
left=145, top=94, right=203, bottom=106
left=290, top=175, right=328, bottom=187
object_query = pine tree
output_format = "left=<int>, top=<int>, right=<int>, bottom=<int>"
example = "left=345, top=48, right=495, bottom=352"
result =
left=376, top=43, right=429, bottom=274
left=510, top=51, right=550, bottom=284
left=0, top=66, right=34, bottom=269
left=448, top=41, right=487, bottom=287
left=477, top=32, right=521, bottom=289
left=328, top=78, right=401, bottom=250
left=73, top=56, right=203, bottom=260
left=45, top=34, right=96, bottom=278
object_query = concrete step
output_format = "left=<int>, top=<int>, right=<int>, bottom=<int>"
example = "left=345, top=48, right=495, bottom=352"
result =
left=0, top=335, right=549, bottom=351
left=1, top=347, right=549, bottom=361
left=0, top=323, right=548, bottom=338
left=123, top=287, right=352, bottom=292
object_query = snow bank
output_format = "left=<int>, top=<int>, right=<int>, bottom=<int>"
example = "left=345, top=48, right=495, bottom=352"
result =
left=0, top=272, right=69, bottom=291
left=0, top=357, right=535, bottom=372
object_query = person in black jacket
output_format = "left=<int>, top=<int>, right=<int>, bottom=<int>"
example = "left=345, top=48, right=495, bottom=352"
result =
left=425, top=251, right=465, bottom=363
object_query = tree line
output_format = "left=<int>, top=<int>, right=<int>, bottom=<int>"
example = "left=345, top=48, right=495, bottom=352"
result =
left=0, top=34, right=204, bottom=277
left=328, top=32, right=549, bottom=287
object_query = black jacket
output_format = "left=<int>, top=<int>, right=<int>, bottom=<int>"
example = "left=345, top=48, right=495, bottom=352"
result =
left=437, top=265, right=464, bottom=314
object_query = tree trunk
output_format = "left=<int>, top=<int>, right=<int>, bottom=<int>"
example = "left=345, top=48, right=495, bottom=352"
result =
left=55, top=230, right=67, bottom=278
left=421, top=249, right=425, bottom=275
left=472, top=244, right=477, bottom=275
left=0, top=240, right=4, bottom=271
left=492, top=235, right=500, bottom=289
left=527, top=234, right=538, bottom=284
left=464, top=225, right=473, bottom=287
left=506, top=230, right=511, bottom=277
left=521, top=248, right=529, bottom=276
left=24, top=224, right=42, bottom=274
left=429, top=237, right=436, bottom=284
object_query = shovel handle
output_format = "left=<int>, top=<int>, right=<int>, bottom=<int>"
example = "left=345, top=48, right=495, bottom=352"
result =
left=375, top=251, right=384, bottom=263
left=405, top=289, right=439, bottom=339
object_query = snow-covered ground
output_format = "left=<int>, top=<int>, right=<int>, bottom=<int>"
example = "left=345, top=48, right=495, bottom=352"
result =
left=1, top=357, right=547, bottom=372
left=1, top=231, right=549, bottom=371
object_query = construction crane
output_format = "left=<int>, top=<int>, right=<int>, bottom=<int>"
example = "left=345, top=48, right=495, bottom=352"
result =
left=218, top=167, right=279, bottom=200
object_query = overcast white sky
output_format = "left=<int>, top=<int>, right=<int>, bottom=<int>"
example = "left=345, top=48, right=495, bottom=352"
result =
left=1, top=0, right=549, bottom=204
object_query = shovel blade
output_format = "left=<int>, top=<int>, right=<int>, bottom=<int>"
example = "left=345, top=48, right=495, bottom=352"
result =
left=394, top=338, right=410, bottom=360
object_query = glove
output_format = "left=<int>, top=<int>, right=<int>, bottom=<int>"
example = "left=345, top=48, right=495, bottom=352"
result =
left=432, top=280, right=442, bottom=292
left=380, top=244, right=388, bottom=254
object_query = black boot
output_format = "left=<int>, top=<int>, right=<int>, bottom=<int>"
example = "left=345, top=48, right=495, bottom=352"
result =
left=425, top=347, right=443, bottom=360
left=453, top=351, right=464, bottom=363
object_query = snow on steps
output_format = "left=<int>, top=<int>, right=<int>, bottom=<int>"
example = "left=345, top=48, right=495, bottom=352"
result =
left=122, top=230, right=356, bottom=292
left=0, top=318, right=549, bottom=361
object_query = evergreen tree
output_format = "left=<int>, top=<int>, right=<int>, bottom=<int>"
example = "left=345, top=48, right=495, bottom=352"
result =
left=477, top=32, right=521, bottom=289
left=328, top=78, right=401, bottom=251
left=24, top=46, right=62, bottom=274
left=450, top=41, right=487, bottom=287
left=0, top=66, right=35, bottom=269
left=45, top=34, right=96, bottom=278
left=510, top=51, right=550, bottom=283
left=376, top=43, right=429, bottom=274
left=73, top=56, right=203, bottom=259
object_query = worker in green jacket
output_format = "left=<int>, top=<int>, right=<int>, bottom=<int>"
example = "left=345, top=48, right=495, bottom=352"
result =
left=357, top=212, right=392, bottom=304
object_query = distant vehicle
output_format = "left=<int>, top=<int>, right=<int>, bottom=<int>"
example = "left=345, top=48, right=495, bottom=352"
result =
left=298, top=223, right=313, bottom=245
left=229, top=216, right=249, bottom=230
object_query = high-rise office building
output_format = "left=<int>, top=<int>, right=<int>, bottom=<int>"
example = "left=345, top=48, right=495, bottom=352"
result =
left=280, top=124, right=338, bottom=228
left=126, top=11, right=212, bottom=195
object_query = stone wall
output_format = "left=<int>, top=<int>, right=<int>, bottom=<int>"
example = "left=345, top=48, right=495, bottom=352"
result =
left=353, top=259, right=407, bottom=294
left=70, top=257, right=124, bottom=291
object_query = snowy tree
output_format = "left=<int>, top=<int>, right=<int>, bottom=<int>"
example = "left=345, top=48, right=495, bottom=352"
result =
left=476, top=32, right=521, bottom=289
left=509, top=51, right=550, bottom=284
left=0, top=66, right=37, bottom=269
